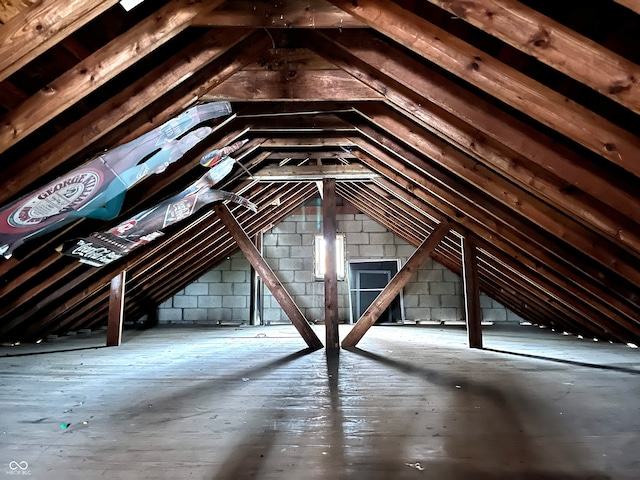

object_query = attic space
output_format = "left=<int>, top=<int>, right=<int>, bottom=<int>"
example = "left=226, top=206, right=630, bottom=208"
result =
left=0, top=0, right=639, bottom=478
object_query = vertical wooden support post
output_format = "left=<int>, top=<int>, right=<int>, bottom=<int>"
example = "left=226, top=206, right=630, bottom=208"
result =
left=107, top=270, right=126, bottom=347
left=249, top=232, right=263, bottom=326
left=214, top=204, right=323, bottom=350
left=323, top=178, right=340, bottom=350
left=462, top=234, right=483, bottom=348
left=342, top=221, right=449, bottom=348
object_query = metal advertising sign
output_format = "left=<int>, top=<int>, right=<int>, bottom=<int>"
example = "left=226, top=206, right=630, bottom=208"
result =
left=60, top=147, right=255, bottom=267
left=0, top=101, right=232, bottom=259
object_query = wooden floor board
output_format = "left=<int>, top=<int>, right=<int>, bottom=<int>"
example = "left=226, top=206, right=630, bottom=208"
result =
left=0, top=324, right=638, bottom=479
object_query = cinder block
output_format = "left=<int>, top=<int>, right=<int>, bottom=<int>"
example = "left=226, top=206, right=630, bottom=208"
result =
left=347, top=232, right=369, bottom=245
left=158, top=309, right=183, bottom=322
left=430, top=282, right=456, bottom=295
left=431, top=308, right=458, bottom=321
left=263, top=233, right=277, bottom=245
left=403, top=294, right=419, bottom=308
left=483, top=308, right=507, bottom=322
left=383, top=244, right=397, bottom=257
left=198, top=270, right=221, bottom=283
left=338, top=219, right=362, bottom=232
left=405, top=307, right=432, bottom=321
left=277, top=233, right=302, bottom=246
left=265, top=245, right=291, bottom=258
left=263, top=308, right=282, bottom=321
left=359, top=245, right=384, bottom=257
left=232, top=308, right=250, bottom=321
left=480, top=294, right=493, bottom=308
left=272, top=221, right=296, bottom=234
left=223, top=296, right=247, bottom=308
left=307, top=282, right=324, bottom=296
left=183, top=309, right=209, bottom=321
left=231, top=257, right=250, bottom=271
left=441, top=294, right=463, bottom=308
left=362, top=219, right=387, bottom=232
left=233, top=283, right=250, bottom=296
left=297, top=222, right=322, bottom=234
left=222, top=270, right=246, bottom=283
left=184, top=283, right=209, bottom=296
left=396, top=245, right=417, bottom=258
left=507, top=310, right=525, bottom=323
left=294, top=270, right=313, bottom=283
left=419, top=294, right=441, bottom=308
left=277, top=270, right=295, bottom=284
left=443, top=269, right=461, bottom=282
left=305, top=307, right=323, bottom=322
left=370, top=232, right=394, bottom=245
left=159, top=298, right=172, bottom=309
left=433, top=261, right=446, bottom=270
left=173, top=296, right=198, bottom=309
left=198, top=296, right=222, bottom=308
left=210, top=283, right=232, bottom=296
left=418, top=269, right=443, bottom=282
left=289, top=246, right=310, bottom=258
left=345, top=244, right=359, bottom=259
left=279, top=258, right=304, bottom=271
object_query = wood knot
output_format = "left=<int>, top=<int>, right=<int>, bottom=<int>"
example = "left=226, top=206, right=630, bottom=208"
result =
left=608, top=82, right=631, bottom=95
left=529, top=27, right=551, bottom=49
left=470, top=62, right=480, bottom=71
left=604, top=143, right=615, bottom=152
left=449, top=1, right=477, bottom=20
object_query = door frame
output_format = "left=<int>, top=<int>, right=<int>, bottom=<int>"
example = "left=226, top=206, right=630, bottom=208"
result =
left=347, top=259, right=405, bottom=324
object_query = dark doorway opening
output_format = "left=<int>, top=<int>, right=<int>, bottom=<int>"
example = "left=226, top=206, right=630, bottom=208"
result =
left=348, top=260, right=404, bottom=324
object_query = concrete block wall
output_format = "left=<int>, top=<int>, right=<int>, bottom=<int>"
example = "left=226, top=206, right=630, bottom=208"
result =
left=157, top=254, right=251, bottom=324
left=157, top=212, right=523, bottom=325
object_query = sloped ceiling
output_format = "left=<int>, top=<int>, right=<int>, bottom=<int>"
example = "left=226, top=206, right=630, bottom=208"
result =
left=0, top=0, right=639, bottom=345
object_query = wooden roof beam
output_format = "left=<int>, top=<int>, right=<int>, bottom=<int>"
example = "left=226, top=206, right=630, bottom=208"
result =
left=325, top=2, right=640, bottom=177
left=370, top=175, right=640, bottom=338
left=0, top=0, right=119, bottom=83
left=1, top=27, right=260, bottom=204
left=424, top=0, right=640, bottom=114
left=193, top=0, right=366, bottom=28
left=307, top=29, right=640, bottom=226
left=345, top=130, right=640, bottom=303
left=0, top=0, right=226, bottom=155
left=351, top=106, right=640, bottom=268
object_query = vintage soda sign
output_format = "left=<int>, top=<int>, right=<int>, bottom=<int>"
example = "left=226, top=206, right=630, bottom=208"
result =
left=0, top=101, right=232, bottom=259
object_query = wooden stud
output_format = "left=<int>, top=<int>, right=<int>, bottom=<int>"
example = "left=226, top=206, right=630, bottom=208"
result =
left=107, top=271, right=126, bottom=347
left=323, top=178, right=340, bottom=350
left=214, top=204, right=323, bottom=350
left=462, top=235, right=483, bottom=348
left=342, top=220, right=450, bottom=348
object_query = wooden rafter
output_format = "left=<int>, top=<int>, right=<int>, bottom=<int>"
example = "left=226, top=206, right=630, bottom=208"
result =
left=0, top=0, right=226, bottom=155
left=0, top=0, right=119, bottom=82
left=307, top=29, right=640, bottom=226
left=214, top=203, right=323, bottom=349
left=2, top=27, right=258, bottom=203
left=424, top=0, right=640, bottom=114
left=193, top=0, right=366, bottom=28
left=342, top=220, right=450, bottom=348
left=326, top=0, right=640, bottom=176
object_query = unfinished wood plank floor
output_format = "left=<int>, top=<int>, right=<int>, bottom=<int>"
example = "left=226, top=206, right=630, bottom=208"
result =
left=0, top=324, right=638, bottom=479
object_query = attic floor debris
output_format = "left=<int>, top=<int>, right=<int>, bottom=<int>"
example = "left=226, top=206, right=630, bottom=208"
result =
left=0, top=324, right=637, bottom=479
